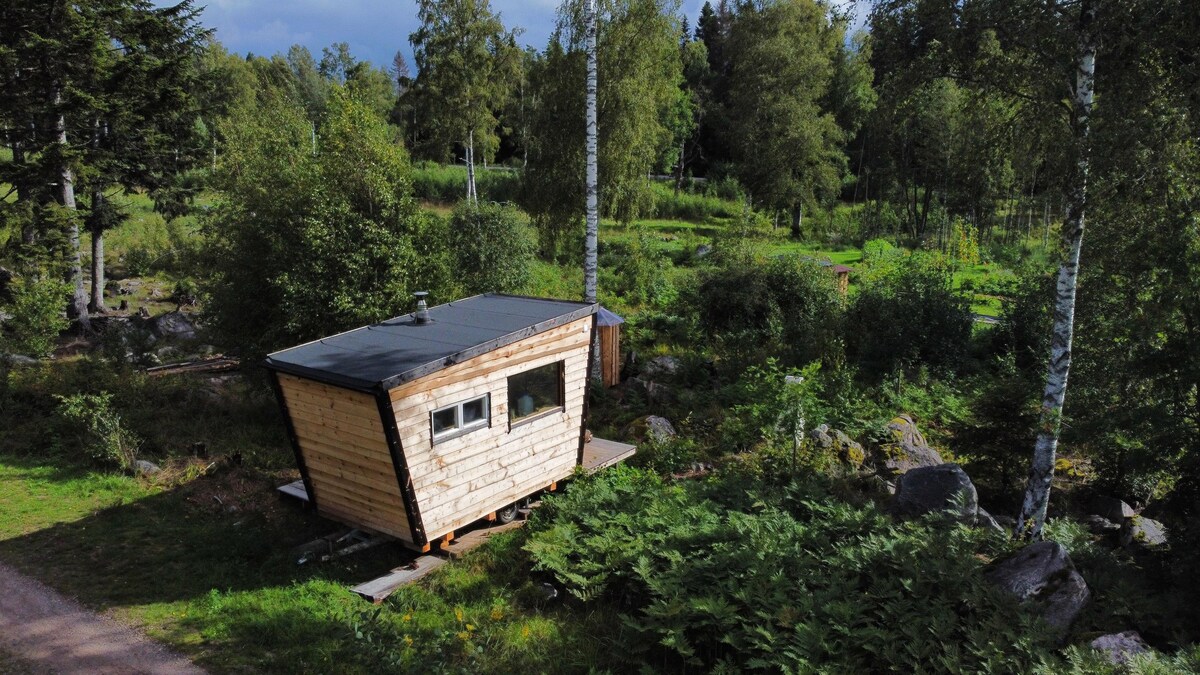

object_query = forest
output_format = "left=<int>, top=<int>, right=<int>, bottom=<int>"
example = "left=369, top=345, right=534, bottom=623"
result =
left=1, top=0, right=1199, bottom=672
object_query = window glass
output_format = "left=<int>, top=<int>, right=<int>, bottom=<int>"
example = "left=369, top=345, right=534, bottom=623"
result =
left=508, top=362, right=563, bottom=422
left=462, top=397, right=488, bottom=426
left=432, top=407, right=457, bottom=436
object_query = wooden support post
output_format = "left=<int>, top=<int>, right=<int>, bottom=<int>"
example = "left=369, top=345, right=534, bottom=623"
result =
left=434, top=531, right=455, bottom=552
left=548, top=482, right=557, bottom=492
left=485, top=512, right=497, bottom=522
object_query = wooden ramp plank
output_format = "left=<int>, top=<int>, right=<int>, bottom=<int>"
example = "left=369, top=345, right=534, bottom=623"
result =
left=582, top=437, right=637, bottom=473
left=351, top=556, right=448, bottom=604
left=443, top=520, right=527, bottom=560
left=277, top=479, right=310, bottom=502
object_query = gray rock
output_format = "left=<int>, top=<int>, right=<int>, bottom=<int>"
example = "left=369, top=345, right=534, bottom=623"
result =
left=641, top=355, right=680, bottom=379
left=1119, top=516, right=1168, bottom=550
left=993, top=514, right=1017, bottom=530
left=695, top=244, right=713, bottom=258
left=134, top=459, right=161, bottom=475
left=985, top=541, right=1090, bottom=631
left=622, top=415, right=677, bottom=444
left=892, top=463, right=978, bottom=522
left=1085, top=515, right=1121, bottom=534
left=1090, top=495, right=1135, bottom=522
left=150, top=311, right=196, bottom=340
left=975, top=508, right=1005, bottom=534
left=876, top=414, right=944, bottom=474
left=1090, top=631, right=1150, bottom=665
left=2, top=353, right=39, bottom=366
left=810, top=424, right=866, bottom=467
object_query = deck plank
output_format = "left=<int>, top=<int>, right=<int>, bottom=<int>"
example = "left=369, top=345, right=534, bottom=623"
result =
left=582, top=437, right=636, bottom=473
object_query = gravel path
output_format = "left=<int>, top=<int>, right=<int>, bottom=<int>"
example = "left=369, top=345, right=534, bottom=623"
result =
left=0, top=562, right=205, bottom=675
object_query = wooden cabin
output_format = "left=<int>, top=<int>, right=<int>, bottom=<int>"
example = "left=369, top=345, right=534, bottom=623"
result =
left=264, top=294, right=634, bottom=551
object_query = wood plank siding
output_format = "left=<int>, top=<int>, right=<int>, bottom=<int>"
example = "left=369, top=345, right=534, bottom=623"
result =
left=388, top=316, right=593, bottom=541
left=277, top=373, right=412, bottom=540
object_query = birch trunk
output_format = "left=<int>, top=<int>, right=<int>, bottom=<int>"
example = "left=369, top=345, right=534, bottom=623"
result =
left=88, top=190, right=105, bottom=313
left=55, top=89, right=89, bottom=331
left=583, top=0, right=601, bottom=381
left=1016, top=0, right=1097, bottom=539
left=466, top=130, right=477, bottom=204
left=790, top=204, right=803, bottom=239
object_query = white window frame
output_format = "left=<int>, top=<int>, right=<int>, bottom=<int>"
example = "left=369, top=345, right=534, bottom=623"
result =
left=430, top=393, right=491, bottom=444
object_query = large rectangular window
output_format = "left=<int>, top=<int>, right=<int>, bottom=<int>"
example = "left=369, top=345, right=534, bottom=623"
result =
left=508, top=361, right=564, bottom=425
left=430, top=394, right=490, bottom=443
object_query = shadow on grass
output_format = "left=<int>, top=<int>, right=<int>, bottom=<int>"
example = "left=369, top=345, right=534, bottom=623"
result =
left=0, top=464, right=410, bottom=609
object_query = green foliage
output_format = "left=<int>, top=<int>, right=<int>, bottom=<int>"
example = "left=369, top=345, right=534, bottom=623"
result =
left=1, top=273, right=69, bottom=357
left=202, top=88, right=445, bottom=358
left=446, top=202, right=535, bottom=295
left=410, top=163, right=522, bottom=203
left=717, top=360, right=826, bottom=463
left=526, top=466, right=1053, bottom=672
left=847, top=252, right=973, bottom=377
left=54, top=392, right=140, bottom=470
left=605, top=224, right=673, bottom=306
left=861, top=237, right=899, bottom=265
left=690, top=253, right=843, bottom=368
left=648, top=181, right=742, bottom=220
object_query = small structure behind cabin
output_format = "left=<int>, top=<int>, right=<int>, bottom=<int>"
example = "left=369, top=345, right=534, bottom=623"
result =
left=595, top=307, right=624, bottom=388
left=264, top=294, right=633, bottom=550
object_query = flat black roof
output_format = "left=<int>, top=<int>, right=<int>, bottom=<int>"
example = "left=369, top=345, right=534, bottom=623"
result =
left=265, top=294, right=597, bottom=392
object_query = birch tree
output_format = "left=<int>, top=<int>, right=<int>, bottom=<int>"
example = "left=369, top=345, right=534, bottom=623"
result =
left=1016, top=0, right=1098, bottom=538
left=408, top=0, right=519, bottom=203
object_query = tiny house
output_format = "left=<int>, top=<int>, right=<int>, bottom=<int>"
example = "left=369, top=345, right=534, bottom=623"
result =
left=265, top=294, right=631, bottom=550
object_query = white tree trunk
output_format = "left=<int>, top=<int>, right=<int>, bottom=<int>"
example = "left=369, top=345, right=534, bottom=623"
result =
left=89, top=191, right=105, bottom=314
left=466, top=130, right=478, bottom=205
left=1016, top=0, right=1097, bottom=539
left=56, top=90, right=89, bottom=331
left=584, top=0, right=601, bottom=380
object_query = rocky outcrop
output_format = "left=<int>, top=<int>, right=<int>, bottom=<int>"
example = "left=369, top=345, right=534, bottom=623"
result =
left=876, top=414, right=944, bottom=474
left=891, top=463, right=978, bottom=522
left=623, top=415, right=677, bottom=444
left=641, top=355, right=680, bottom=379
left=1089, top=496, right=1135, bottom=523
left=985, top=541, right=1090, bottom=631
left=1090, top=631, right=1149, bottom=665
left=1119, top=516, right=1168, bottom=551
left=150, top=311, right=197, bottom=340
left=810, top=424, right=865, bottom=467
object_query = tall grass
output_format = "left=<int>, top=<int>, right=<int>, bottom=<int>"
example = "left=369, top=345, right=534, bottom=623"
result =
left=410, top=163, right=521, bottom=204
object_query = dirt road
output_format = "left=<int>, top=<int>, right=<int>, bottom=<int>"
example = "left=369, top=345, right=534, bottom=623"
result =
left=0, top=562, right=204, bottom=674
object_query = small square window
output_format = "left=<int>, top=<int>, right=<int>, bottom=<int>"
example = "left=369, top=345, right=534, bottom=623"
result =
left=431, top=394, right=490, bottom=444
left=432, top=407, right=457, bottom=436
left=462, top=397, right=487, bottom=426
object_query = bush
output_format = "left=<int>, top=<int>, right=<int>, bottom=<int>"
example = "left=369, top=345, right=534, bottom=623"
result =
left=690, top=253, right=843, bottom=369
left=610, top=225, right=674, bottom=307
left=1, top=273, right=70, bottom=357
left=447, top=202, right=536, bottom=296
left=525, top=466, right=1052, bottom=672
left=55, top=391, right=140, bottom=470
left=846, top=252, right=973, bottom=377
left=649, top=181, right=742, bottom=221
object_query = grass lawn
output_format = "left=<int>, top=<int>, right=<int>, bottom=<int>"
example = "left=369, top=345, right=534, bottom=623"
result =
left=0, top=355, right=624, bottom=673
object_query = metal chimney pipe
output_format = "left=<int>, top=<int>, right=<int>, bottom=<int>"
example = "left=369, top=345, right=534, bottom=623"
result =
left=413, top=291, right=431, bottom=324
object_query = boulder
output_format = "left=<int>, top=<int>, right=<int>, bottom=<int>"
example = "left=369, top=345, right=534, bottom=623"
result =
left=1090, top=495, right=1135, bottom=522
left=134, top=459, right=161, bottom=475
left=641, top=355, right=680, bottom=380
left=150, top=311, right=197, bottom=340
left=876, top=414, right=944, bottom=474
left=695, top=244, right=713, bottom=259
left=891, top=463, right=978, bottom=522
left=1085, top=515, right=1121, bottom=534
left=810, top=424, right=866, bottom=467
left=975, top=508, right=1005, bottom=534
left=623, top=415, right=677, bottom=444
left=985, top=541, right=1090, bottom=631
left=2, top=353, right=39, bottom=366
left=1119, top=516, right=1167, bottom=550
left=1090, top=631, right=1150, bottom=665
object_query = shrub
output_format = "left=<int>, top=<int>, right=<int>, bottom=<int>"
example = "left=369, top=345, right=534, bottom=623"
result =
left=447, top=202, right=536, bottom=296
left=1, top=273, right=70, bottom=357
left=690, top=253, right=843, bottom=369
left=55, top=391, right=140, bottom=470
left=410, top=162, right=522, bottom=204
left=649, top=181, right=742, bottom=221
left=525, top=467, right=1053, bottom=672
left=611, top=225, right=673, bottom=307
left=846, top=252, right=973, bottom=377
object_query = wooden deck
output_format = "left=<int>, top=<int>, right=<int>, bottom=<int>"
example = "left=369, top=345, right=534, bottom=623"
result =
left=582, top=437, right=637, bottom=473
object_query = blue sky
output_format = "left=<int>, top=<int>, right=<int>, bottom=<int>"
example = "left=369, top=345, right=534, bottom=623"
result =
left=171, top=1, right=863, bottom=70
